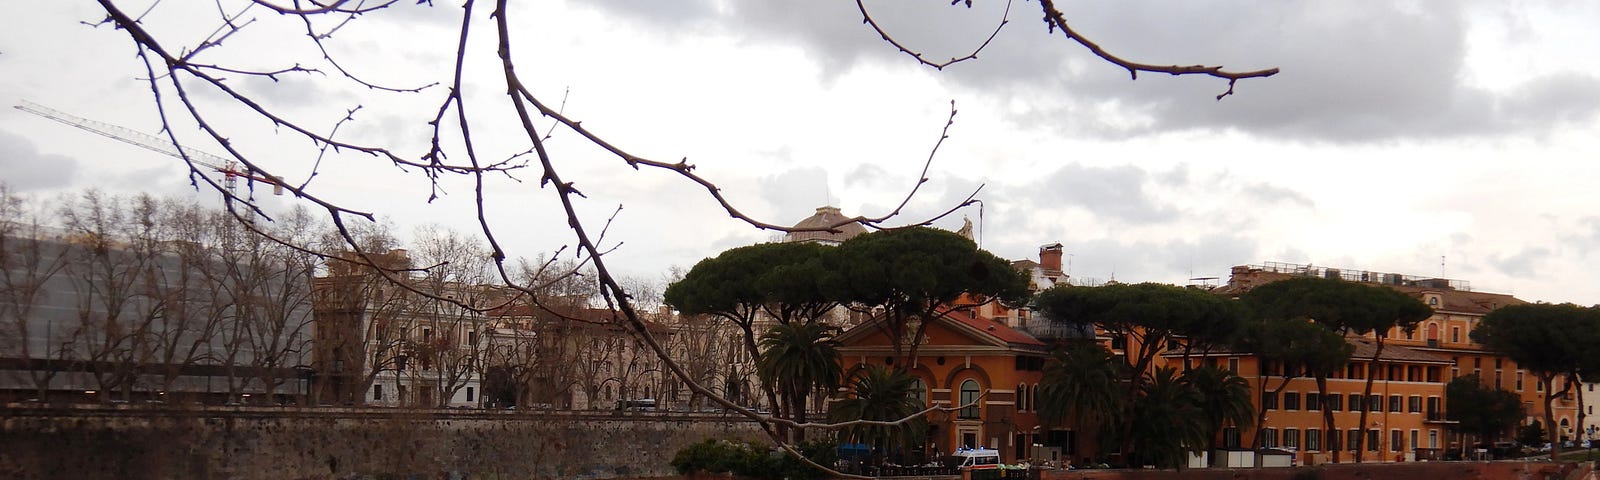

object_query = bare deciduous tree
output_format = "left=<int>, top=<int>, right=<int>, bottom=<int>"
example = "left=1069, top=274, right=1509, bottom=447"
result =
left=84, top=1, right=1275, bottom=474
left=0, top=186, right=75, bottom=400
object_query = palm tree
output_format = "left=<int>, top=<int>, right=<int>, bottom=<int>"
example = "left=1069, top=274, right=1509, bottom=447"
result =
left=828, top=365, right=924, bottom=450
left=1038, top=341, right=1127, bottom=432
left=1182, top=365, right=1256, bottom=451
left=1128, top=367, right=1210, bottom=468
left=758, top=322, right=842, bottom=439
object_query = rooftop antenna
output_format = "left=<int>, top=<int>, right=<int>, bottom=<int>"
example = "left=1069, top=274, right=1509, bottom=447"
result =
left=1441, top=255, right=1446, bottom=279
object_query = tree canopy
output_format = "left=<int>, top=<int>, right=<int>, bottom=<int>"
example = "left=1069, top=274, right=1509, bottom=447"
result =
left=1239, top=276, right=1431, bottom=461
left=1240, top=277, right=1432, bottom=336
left=1032, top=283, right=1245, bottom=466
left=1472, top=302, right=1600, bottom=456
left=665, top=241, right=835, bottom=325
left=826, top=227, right=1030, bottom=361
left=1445, top=374, right=1524, bottom=443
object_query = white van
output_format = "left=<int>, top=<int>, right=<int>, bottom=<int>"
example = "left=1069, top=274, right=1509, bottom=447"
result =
left=948, top=447, right=1001, bottom=470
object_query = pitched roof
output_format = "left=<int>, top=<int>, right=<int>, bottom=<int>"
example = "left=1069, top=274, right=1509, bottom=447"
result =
left=1346, top=337, right=1455, bottom=364
left=834, top=310, right=1046, bottom=352
left=783, top=206, right=867, bottom=244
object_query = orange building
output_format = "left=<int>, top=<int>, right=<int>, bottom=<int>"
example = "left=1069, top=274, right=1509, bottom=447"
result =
left=1171, top=337, right=1455, bottom=464
left=1215, top=263, right=1577, bottom=461
left=834, top=311, right=1052, bottom=464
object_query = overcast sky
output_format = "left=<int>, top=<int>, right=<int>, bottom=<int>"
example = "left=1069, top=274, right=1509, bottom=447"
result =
left=3, top=1, right=1598, bottom=304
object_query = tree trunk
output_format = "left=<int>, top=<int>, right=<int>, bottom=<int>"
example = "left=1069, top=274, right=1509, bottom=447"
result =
left=1317, top=375, right=1338, bottom=462
left=1354, top=338, right=1386, bottom=462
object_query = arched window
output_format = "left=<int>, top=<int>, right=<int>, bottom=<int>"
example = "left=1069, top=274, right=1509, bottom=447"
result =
left=1030, top=383, right=1039, bottom=414
left=910, top=378, right=928, bottom=406
left=959, top=379, right=981, bottom=419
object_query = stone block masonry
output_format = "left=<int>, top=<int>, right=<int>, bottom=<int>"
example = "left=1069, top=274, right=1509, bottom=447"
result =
left=0, top=403, right=766, bottom=480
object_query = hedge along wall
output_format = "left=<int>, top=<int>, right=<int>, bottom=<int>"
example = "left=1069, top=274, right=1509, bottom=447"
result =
left=0, top=404, right=767, bottom=480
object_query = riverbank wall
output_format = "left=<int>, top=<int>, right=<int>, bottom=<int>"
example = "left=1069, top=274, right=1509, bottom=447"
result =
left=0, top=403, right=765, bottom=480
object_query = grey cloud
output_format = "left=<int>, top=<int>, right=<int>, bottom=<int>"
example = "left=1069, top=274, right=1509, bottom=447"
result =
left=1034, top=163, right=1175, bottom=223
left=1489, top=247, right=1551, bottom=277
left=843, top=163, right=892, bottom=188
left=1561, top=216, right=1600, bottom=256
left=756, top=166, right=832, bottom=222
left=239, top=75, right=327, bottom=109
left=576, top=0, right=1600, bottom=143
left=0, top=129, right=77, bottom=190
left=1240, top=182, right=1314, bottom=208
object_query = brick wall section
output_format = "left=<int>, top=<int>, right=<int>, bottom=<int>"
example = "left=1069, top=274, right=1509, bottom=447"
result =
left=0, top=403, right=766, bottom=480
left=1040, top=461, right=1590, bottom=480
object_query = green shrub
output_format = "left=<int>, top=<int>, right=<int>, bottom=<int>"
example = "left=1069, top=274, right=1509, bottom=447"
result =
left=670, top=438, right=840, bottom=480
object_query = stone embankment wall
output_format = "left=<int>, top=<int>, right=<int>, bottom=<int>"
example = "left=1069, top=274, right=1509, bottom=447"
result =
left=1040, top=460, right=1590, bottom=480
left=0, top=403, right=765, bottom=480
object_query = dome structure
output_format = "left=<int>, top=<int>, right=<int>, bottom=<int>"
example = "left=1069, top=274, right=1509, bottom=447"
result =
left=783, top=206, right=866, bottom=245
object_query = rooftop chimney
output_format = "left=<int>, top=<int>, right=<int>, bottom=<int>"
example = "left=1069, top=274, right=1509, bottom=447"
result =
left=1039, top=243, right=1064, bottom=273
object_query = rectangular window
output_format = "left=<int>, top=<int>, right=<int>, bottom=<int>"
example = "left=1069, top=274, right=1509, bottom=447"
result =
left=1517, top=371, right=1525, bottom=391
left=1368, top=430, right=1380, bottom=451
left=1285, top=428, right=1301, bottom=449
left=1285, top=392, right=1301, bottom=411
left=1264, top=392, right=1279, bottom=410
left=1426, top=397, right=1442, bottom=419
left=1223, top=427, right=1241, bottom=449
left=1429, top=430, right=1439, bottom=448
left=1307, top=393, right=1321, bottom=411
left=1538, top=379, right=1545, bottom=392
left=1329, top=394, right=1343, bottom=411
left=1495, top=370, right=1503, bottom=389
left=1328, top=430, right=1342, bottom=452
left=1389, top=395, right=1403, bottom=413
left=1368, top=394, right=1383, bottom=412
left=1263, top=428, right=1279, bottom=448
left=374, top=384, right=384, bottom=400
left=1411, top=430, right=1420, bottom=454
left=1347, top=429, right=1361, bottom=451
left=1452, top=327, right=1461, bottom=343
left=1228, top=358, right=1240, bottom=373
left=1409, top=395, right=1422, bottom=413
left=1391, top=429, right=1403, bottom=452
left=1307, top=428, right=1322, bottom=451
left=466, top=386, right=475, bottom=402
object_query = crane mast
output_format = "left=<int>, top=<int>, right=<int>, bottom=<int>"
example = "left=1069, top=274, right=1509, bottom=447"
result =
left=13, top=100, right=282, bottom=195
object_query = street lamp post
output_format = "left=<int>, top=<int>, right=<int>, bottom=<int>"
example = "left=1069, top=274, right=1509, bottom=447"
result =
left=1586, top=425, right=1596, bottom=460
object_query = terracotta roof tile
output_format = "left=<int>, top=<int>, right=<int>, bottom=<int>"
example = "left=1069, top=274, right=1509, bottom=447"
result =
left=946, top=313, right=1045, bottom=347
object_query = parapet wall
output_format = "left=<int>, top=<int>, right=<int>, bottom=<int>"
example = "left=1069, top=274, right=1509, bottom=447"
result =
left=0, top=404, right=765, bottom=480
left=1041, top=460, right=1588, bottom=480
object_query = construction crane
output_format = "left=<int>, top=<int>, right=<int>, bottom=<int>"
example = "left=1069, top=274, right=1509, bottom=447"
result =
left=14, top=100, right=283, bottom=195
